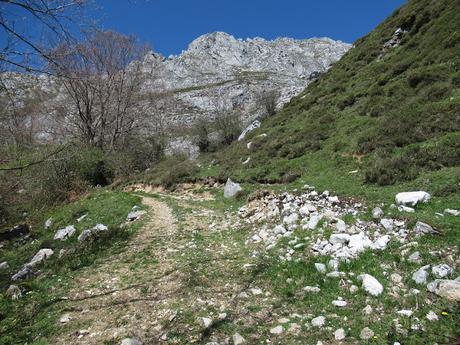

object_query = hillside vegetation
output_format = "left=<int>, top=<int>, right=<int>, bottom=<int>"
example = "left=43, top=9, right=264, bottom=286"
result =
left=206, top=0, right=459, bottom=188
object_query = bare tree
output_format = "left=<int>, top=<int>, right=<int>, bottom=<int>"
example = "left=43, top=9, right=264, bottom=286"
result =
left=0, top=76, right=46, bottom=148
left=0, top=0, right=86, bottom=73
left=50, top=29, right=151, bottom=150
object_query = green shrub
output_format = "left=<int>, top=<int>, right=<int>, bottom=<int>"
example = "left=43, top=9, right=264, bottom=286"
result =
left=364, top=155, right=418, bottom=185
left=193, top=118, right=212, bottom=152
left=161, top=160, right=199, bottom=189
left=109, top=135, right=166, bottom=176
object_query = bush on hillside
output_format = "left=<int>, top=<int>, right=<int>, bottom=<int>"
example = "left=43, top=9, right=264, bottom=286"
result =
left=214, top=111, right=242, bottom=147
left=192, top=118, right=212, bottom=153
left=364, top=154, right=417, bottom=186
left=110, top=135, right=166, bottom=176
left=161, top=160, right=199, bottom=189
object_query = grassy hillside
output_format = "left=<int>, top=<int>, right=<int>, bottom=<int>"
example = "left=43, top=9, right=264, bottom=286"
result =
left=205, top=0, right=459, bottom=188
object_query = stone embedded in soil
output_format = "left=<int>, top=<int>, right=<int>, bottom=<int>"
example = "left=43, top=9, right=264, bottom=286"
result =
left=202, top=317, right=213, bottom=328
left=397, top=309, right=413, bottom=317
left=414, top=221, right=436, bottom=235
left=121, top=338, right=143, bottom=345
left=311, top=316, right=326, bottom=327
left=360, top=327, right=375, bottom=340
left=372, top=207, right=384, bottom=219
left=363, top=305, right=373, bottom=315
left=332, top=300, right=347, bottom=307
left=432, top=264, right=453, bottom=278
left=233, top=333, right=245, bottom=344
left=224, top=178, right=242, bottom=198
left=334, top=328, right=346, bottom=340
left=408, top=251, right=422, bottom=264
left=270, top=325, right=284, bottom=335
left=426, top=311, right=438, bottom=321
left=428, top=279, right=460, bottom=301
left=395, top=191, right=431, bottom=207
left=360, top=274, right=384, bottom=296
left=315, top=263, right=327, bottom=273
left=412, top=267, right=429, bottom=285
left=54, top=225, right=76, bottom=240
left=304, top=286, right=321, bottom=293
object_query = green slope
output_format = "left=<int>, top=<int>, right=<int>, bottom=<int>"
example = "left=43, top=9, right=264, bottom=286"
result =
left=207, top=0, right=460, bottom=187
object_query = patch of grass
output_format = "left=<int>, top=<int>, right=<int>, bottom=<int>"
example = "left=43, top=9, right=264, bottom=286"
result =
left=0, top=190, right=142, bottom=344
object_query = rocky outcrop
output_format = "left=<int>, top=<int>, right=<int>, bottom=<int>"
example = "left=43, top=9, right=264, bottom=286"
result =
left=141, top=32, right=351, bottom=127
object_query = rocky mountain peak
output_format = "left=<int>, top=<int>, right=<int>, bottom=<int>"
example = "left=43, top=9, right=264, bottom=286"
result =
left=187, top=31, right=239, bottom=52
left=142, top=32, right=351, bottom=127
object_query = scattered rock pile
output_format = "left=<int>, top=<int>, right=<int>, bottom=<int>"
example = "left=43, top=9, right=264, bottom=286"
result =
left=239, top=187, right=427, bottom=261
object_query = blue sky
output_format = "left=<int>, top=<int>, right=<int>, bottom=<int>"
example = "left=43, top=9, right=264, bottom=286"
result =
left=95, top=0, right=407, bottom=56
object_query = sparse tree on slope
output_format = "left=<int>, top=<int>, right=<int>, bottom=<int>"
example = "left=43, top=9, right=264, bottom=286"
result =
left=50, top=29, right=151, bottom=150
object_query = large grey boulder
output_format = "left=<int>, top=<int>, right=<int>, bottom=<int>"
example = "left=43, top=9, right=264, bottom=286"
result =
left=395, top=191, right=431, bottom=207
left=28, top=248, right=54, bottom=267
left=412, top=267, right=429, bottom=285
left=224, top=178, right=242, bottom=198
left=432, top=264, right=453, bottom=278
left=414, top=221, right=436, bottom=235
left=78, top=229, right=92, bottom=242
left=54, top=225, right=76, bottom=241
left=427, top=279, right=460, bottom=301
left=11, top=266, right=33, bottom=281
left=6, top=285, right=22, bottom=300
left=127, top=210, right=147, bottom=222
left=11, top=248, right=54, bottom=280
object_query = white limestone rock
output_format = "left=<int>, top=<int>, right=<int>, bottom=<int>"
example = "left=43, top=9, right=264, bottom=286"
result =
left=233, top=333, right=245, bottom=344
left=121, top=338, right=142, bottom=345
left=444, top=208, right=460, bottom=216
left=360, top=274, right=384, bottom=296
left=427, top=279, right=460, bottom=301
left=44, top=218, right=53, bottom=230
left=432, top=264, right=453, bottom=278
left=224, top=178, right=242, bottom=198
left=54, top=225, right=76, bottom=241
left=315, top=263, right=327, bottom=274
left=270, top=325, right=284, bottom=335
left=414, top=221, right=436, bottom=235
left=311, top=316, right=325, bottom=327
left=78, top=229, right=92, bottom=242
left=380, top=218, right=394, bottom=231
left=412, top=267, right=429, bottom=285
left=372, top=207, right=384, bottom=219
left=127, top=210, right=147, bottom=221
left=334, top=328, right=346, bottom=340
left=395, top=191, right=431, bottom=207
left=238, top=120, right=261, bottom=141
left=329, top=233, right=350, bottom=245
left=360, top=327, right=375, bottom=340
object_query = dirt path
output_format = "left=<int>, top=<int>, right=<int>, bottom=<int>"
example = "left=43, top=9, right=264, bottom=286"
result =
left=51, top=190, right=263, bottom=345
left=53, top=195, right=185, bottom=344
